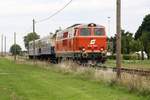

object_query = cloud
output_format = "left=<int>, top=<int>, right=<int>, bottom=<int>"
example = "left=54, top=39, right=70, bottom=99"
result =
left=0, top=0, right=149, bottom=51
left=0, top=0, right=116, bottom=16
left=70, top=0, right=115, bottom=10
left=0, top=1, right=65, bottom=15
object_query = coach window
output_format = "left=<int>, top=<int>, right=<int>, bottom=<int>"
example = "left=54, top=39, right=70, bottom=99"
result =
left=29, top=43, right=32, bottom=49
left=80, top=28, right=90, bottom=36
left=94, top=28, right=104, bottom=36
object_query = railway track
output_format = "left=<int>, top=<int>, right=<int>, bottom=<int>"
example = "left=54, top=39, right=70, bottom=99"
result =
left=14, top=56, right=150, bottom=77
left=112, top=67, right=150, bottom=76
left=96, top=66, right=150, bottom=76
left=75, top=62, right=150, bottom=76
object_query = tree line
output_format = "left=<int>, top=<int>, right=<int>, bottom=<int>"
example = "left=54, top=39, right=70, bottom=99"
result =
left=108, top=14, right=150, bottom=59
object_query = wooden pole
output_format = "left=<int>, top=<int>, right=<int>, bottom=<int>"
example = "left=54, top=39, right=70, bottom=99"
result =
left=14, top=32, right=16, bottom=61
left=1, top=34, right=3, bottom=56
left=116, top=0, right=121, bottom=78
left=4, top=36, right=6, bottom=56
left=33, top=19, right=36, bottom=63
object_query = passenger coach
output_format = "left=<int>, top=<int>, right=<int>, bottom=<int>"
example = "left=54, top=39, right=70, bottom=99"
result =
left=28, top=36, right=56, bottom=62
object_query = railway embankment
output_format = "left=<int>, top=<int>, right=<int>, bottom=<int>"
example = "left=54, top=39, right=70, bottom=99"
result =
left=2, top=56, right=150, bottom=99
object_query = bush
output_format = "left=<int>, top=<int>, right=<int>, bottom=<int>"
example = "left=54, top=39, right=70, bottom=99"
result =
left=123, top=54, right=139, bottom=60
left=107, top=54, right=139, bottom=60
left=107, top=55, right=116, bottom=60
left=123, top=55, right=131, bottom=60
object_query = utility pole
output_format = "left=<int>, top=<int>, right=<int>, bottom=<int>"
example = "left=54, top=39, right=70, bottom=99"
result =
left=1, top=34, right=3, bottom=56
left=116, top=0, right=121, bottom=78
left=4, top=36, right=6, bottom=56
left=14, top=32, right=16, bottom=61
left=107, top=17, right=111, bottom=34
left=33, top=19, right=36, bottom=62
left=33, top=19, right=35, bottom=34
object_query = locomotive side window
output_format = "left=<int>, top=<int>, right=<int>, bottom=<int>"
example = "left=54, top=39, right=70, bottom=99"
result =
left=63, top=32, right=68, bottom=38
left=94, top=28, right=104, bottom=36
left=80, top=28, right=90, bottom=36
left=74, top=28, right=78, bottom=36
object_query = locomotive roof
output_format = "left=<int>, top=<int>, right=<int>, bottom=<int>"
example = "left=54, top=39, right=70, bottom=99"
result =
left=67, top=23, right=105, bottom=29
left=56, top=23, right=105, bottom=36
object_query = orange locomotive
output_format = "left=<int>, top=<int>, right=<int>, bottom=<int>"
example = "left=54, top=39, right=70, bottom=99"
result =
left=55, top=23, right=107, bottom=64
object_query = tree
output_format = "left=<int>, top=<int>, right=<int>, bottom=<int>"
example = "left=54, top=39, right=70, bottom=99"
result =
left=130, top=39, right=142, bottom=53
left=24, top=32, right=40, bottom=50
left=135, top=14, right=150, bottom=59
left=140, top=31, right=150, bottom=59
left=110, top=30, right=137, bottom=55
left=10, top=44, right=22, bottom=55
left=107, top=37, right=116, bottom=54
left=107, top=37, right=112, bottom=52
left=121, top=30, right=134, bottom=54
left=135, top=14, right=150, bottom=39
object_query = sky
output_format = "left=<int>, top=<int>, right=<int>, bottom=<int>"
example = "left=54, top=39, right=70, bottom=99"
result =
left=0, top=0, right=149, bottom=51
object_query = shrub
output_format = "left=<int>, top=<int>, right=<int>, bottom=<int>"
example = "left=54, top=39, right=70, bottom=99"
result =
left=123, top=54, right=139, bottom=60
left=107, top=55, right=116, bottom=60
left=107, top=54, right=139, bottom=60
left=123, top=55, right=131, bottom=60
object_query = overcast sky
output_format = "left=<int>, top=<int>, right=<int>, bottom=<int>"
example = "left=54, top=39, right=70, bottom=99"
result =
left=0, top=0, right=149, bottom=51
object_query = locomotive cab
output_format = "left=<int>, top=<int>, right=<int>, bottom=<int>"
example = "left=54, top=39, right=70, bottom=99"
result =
left=75, top=25, right=106, bottom=50
left=74, top=24, right=107, bottom=64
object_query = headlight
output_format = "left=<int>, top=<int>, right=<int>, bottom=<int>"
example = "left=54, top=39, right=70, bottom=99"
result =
left=100, top=47, right=104, bottom=51
left=79, top=46, right=86, bottom=52
left=82, top=48, right=85, bottom=51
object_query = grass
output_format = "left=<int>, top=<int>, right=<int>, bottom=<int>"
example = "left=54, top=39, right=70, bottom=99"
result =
left=104, top=59, right=150, bottom=69
left=0, top=58, right=149, bottom=100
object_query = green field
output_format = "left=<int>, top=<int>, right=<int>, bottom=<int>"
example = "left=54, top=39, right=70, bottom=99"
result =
left=0, top=58, right=149, bottom=100
left=104, top=60, right=150, bottom=69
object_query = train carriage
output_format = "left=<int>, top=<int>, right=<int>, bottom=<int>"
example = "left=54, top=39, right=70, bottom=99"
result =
left=29, top=36, right=56, bottom=61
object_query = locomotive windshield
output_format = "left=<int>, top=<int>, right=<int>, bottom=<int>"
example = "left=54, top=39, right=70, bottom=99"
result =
left=94, top=28, right=104, bottom=36
left=80, top=28, right=91, bottom=36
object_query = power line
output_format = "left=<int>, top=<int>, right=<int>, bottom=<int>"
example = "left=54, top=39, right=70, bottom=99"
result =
left=22, top=0, right=73, bottom=39
left=36, top=0, right=73, bottom=23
